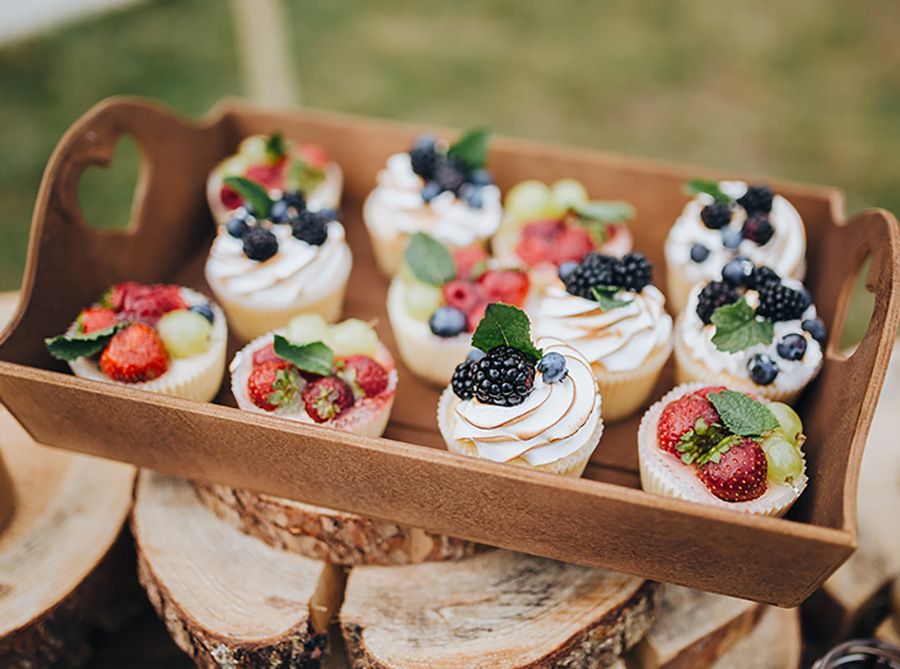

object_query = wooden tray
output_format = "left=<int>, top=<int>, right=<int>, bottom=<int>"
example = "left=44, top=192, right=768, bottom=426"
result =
left=0, top=97, right=897, bottom=606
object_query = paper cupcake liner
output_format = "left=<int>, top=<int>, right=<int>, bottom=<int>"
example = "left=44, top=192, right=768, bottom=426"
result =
left=437, top=387, right=604, bottom=478
left=637, top=382, right=807, bottom=517
left=593, top=339, right=673, bottom=422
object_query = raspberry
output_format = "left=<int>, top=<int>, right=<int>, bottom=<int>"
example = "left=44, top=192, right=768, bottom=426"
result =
left=302, top=376, right=355, bottom=423
left=562, top=253, right=617, bottom=300
left=471, top=346, right=536, bottom=407
left=657, top=391, right=721, bottom=455
left=451, top=359, right=476, bottom=400
left=99, top=323, right=169, bottom=383
left=696, top=280, right=739, bottom=325
left=757, top=282, right=808, bottom=322
left=337, top=355, right=389, bottom=398
left=243, top=226, right=279, bottom=261
left=220, top=184, right=243, bottom=210
left=77, top=307, right=118, bottom=334
left=613, top=253, right=653, bottom=292
left=248, top=359, right=299, bottom=412
left=741, top=213, right=774, bottom=245
left=697, top=439, right=768, bottom=502
left=442, top=280, right=484, bottom=315
left=700, top=202, right=731, bottom=230
left=478, top=270, right=530, bottom=307
left=737, top=184, right=773, bottom=215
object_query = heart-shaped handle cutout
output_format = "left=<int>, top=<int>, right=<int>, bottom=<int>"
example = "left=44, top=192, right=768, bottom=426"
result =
left=77, top=134, right=142, bottom=232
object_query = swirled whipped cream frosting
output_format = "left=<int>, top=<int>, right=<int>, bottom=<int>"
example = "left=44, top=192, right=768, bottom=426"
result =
left=450, top=338, right=602, bottom=466
left=365, top=153, right=502, bottom=247
left=205, top=221, right=351, bottom=309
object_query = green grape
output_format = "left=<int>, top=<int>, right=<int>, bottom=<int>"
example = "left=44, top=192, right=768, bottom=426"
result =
left=157, top=310, right=212, bottom=358
left=238, top=135, right=268, bottom=161
left=762, top=432, right=804, bottom=484
left=551, top=179, right=588, bottom=212
left=287, top=313, right=329, bottom=346
left=768, top=402, right=803, bottom=442
left=397, top=262, right=417, bottom=286
left=505, top=180, right=554, bottom=221
left=327, top=319, right=378, bottom=357
left=219, top=155, right=249, bottom=177
left=404, top=281, right=443, bottom=321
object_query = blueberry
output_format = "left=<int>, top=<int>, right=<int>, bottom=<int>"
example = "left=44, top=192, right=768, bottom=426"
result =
left=469, top=168, right=493, bottom=186
left=537, top=352, right=568, bottom=383
left=722, top=256, right=754, bottom=287
left=558, top=261, right=578, bottom=282
left=776, top=333, right=807, bottom=361
left=748, top=353, right=778, bottom=385
left=421, top=180, right=442, bottom=203
left=466, top=186, right=484, bottom=209
left=269, top=198, right=298, bottom=224
left=467, top=349, right=485, bottom=362
left=721, top=227, right=743, bottom=249
left=429, top=306, right=466, bottom=337
left=242, top=226, right=279, bottom=261
left=797, top=287, right=812, bottom=311
left=283, top=190, right=306, bottom=208
left=226, top=217, right=250, bottom=239
left=189, top=302, right=214, bottom=323
left=690, top=243, right=710, bottom=263
left=316, top=207, right=339, bottom=223
left=802, top=317, right=827, bottom=344
left=413, top=134, right=437, bottom=151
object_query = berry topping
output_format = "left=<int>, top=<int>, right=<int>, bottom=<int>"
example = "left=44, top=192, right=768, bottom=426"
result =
left=302, top=376, right=354, bottom=423
left=690, top=243, right=710, bottom=263
left=747, top=265, right=781, bottom=290
left=776, top=333, right=807, bottom=361
left=657, top=391, right=722, bottom=455
left=337, top=355, right=389, bottom=398
left=226, top=216, right=251, bottom=239
left=741, top=213, right=774, bottom=245
left=443, top=279, right=484, bottom=315
left=220, top=184, right=244, bottom=210
left=243, top=226, right=279, bottom=261
left=478, top=270, right=529, bottom=307
left=77, top=307, right=118, bottom=334
left=721, top=227, right=743, bottom=249
left=696, top=280, right=740, bottom=325
left=296, top=144, right=329, bottom=170
left=756, top=282, right=808, bottom=322
left=189, top=302, right=215, bottom=323
left=252, top=342, right=281, bottom=366
left=748, top=353, right=779, bottom=385
left=429, top=306, right=467, bottom=338
left=420, top=180, right=442, bottom=203
left=99, top=323, right=169, bottom=383
left=409, top=135, right=438, bottom=179
left=696, top=438, right=768, bottom=502
left=700, top=202, right=731, bottom=230
left=558, top=261, right=578, bottom=282
left=736, top=184, right=774, bottom=215
left=467, top=348, right=485, bottom=362
left=269, top=191, right=305, bottom=224
left=451, top=359, right=476, bottom=400
left=106, top=282, right=187, bottom=325
left=434, top=155, right=468, bottom=193
left=551, top=227, right=594, bottom=265
left=721, top=257, right=754, bottom=287
left=471, top=345, right=536, bottom=407
left=292, top=210, right=328, bottom=246
left=469, top=169, right=493, bottom=186
left=561, top=253, right=616, bottom=300
left=453, top=246, right=488, bottom=280
left=248, top=359, right=300, bottom=412
left=411, top=128, right=492, bottom=204
left=802, top=317, right=827, bottom=344
left=157, top=309, right=213, bottom=358
left=537, top=351, right=567, bottom=383
left=613, top=252, right=653, bottom=292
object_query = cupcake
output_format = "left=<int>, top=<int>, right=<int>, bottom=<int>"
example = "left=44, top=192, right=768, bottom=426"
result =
left=437, top=304, right=603, bottom=477
left=204, top=188, right=352, bottom=342
left=45, top=282, right=226, bottom=402
left=638, top=383, right=808, bottom=516
left=230, top=314, right=396, bottom=438
left=492, top=179, right=634, bottom=291
left=532, top=252, right=673, bottom=421
left=207, top=132, right=342, bottom=226
left=387, top=232, right=531, bottom=386
left=674, top=262, right=825, bottom=403
left=362, top=129, right=502, bottom=276
left=665, top=180, right=807, bottom=313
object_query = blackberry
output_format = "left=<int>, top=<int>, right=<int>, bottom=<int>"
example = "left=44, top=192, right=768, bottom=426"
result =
left=747, top=265, right=781, bottom=290
left=741, top=213, right=774, bottom=245
left=614, top=252, right=653, bottom=291
left=451, top=359, right=476, bottom=400
left=562, top=253, right=617, bottom=300
left=472, top=346, right=536, bottom=407
left=243, top=226, right=278, bottom=261
left=700, top=202, right=732, bottom=230
left=409, top=136, right=438, bottom=179
left=292, top=210, right=328, bottom=246
left=757, top=282, right=808, bottom=322
left=434, top=155, right=468, bottom=193
left=696, top=280, right=739, bottom=325
left=737, top=184, right=773, bottom=215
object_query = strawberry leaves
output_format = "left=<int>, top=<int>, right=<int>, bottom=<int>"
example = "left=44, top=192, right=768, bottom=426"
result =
left=471, top=303, right=542, bottom=362
left=45, top=323, right=126, bottom=361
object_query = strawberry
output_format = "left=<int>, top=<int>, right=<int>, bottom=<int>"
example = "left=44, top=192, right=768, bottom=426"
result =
left=246, top=160, right=286, bottom=190
left=453, top=246, right=488, bottom=280
left=99, top=323, right=169, bottom=383
left=549, top=227, right=594, bottom=265
left=514, top=235, right=553, bottom=265
left=697, top=438, right=768, bottom=502
left=77, top=307, right=118, bottom=334
left=302, top=376, right=354, bottom=423
left=252, top=342, right=281, bottom=367
left=479, top=270, right=530, bottom=307
left=107, top=283, right=187, bottom=325
left=337, top=355, right=388, bottom=398
left=443, top=280, right=484, bottom=315
left=657, top=391, right=721, bottom=455
left=219, top=183, right=243, bottom=210
left=467, top=302, right=488, bottom=333
left=297, top=143, right=329, bottom=170
left=521, top=219, right=564, bottom=241
left=247, top=359, right=300, bottom=412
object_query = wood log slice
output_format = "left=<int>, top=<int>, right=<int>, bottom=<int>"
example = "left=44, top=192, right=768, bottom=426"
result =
left=707, top=606, right=801, bottom=669
left=339, top=550, right=659, bottom=668
left=194, top=481, right=479, bottom=565
left=133, top=471, right=350, bottom=668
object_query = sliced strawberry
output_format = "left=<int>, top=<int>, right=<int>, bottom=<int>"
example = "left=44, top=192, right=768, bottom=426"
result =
left=99, top=323, right=169, bottom=383
left=453, top=246, right=488, bottom=280
left=478, top=270, right=530, bottom=307
left=549, top=226, right=594, bottom=265
left=245, top=160, right=286, bottom=190
left=302, top=376, right=354, bottom=423
left=297, top=143, right=329, bottom=170
left=77, top=307, right=118, bottom=334
left=337, top=355, right=388, bottom=398
left=248, top=359, right=299, bottom=412
left=521, top=219, right=564, bottom=242
left=514, top=235, right=553, bottom=265
left=116, top=284, right=187, bottom=325
left=697, top=438, right=768, bottom=502
left=220, top=183, right=243, bottom=210
left=443, top=279, right=484, bottom=315
left=657, top=391, right=721, bottom=455
left=467, top=302, right=488, bottom=333
left=252, top=342, right=281, bottom=366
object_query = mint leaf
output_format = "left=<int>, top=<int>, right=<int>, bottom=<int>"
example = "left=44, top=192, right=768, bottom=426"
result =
left=405, top=232, right=456, bottom=286
left=273, top=335, right=334, bottom=376
left=448, top=127, right=492, bottom=171
left=223, top=176, right=273, bottom=218
left=285, top=157, right=326, bottom=194
left=591, top=286, right=633, bottom=311
left=471, top=303, right=542, bottom=362
left=685, top=178, right=733, bottom=204
left=709, top=390, right=779, bottom=437
left=573, top=200, right=635, bottom=223
left=710, top=298, right=774, bottom=353
left=265, top=131, right=287, bottom=162
left=45, top=323, right=125, bottom=361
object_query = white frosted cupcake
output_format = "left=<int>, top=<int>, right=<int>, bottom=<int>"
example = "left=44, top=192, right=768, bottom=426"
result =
left=229, top=314, right=396, bottom=438
left=638, top=383, right=808, bottom=516
left=387, top=233, right=531, bottom=386
left=674, top=263, right=825, bottom=403
left=363, top=129, right=502, bottom=276
left=532, top=252, right=672, bottom=421
left=208, top=132, right=342, bottom=226
left=437, top=305, right=603, bottom=478
left=665, top=180, right=807, bottom=313
left=45, top=282, right=226, bottom=402
left=205, top=194, right=352, bottom=342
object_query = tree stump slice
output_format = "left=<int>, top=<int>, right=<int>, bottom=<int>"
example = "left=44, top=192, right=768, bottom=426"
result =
left=133, top=471, right=348, bottom=668
left=194, top=481, right=479, bottom=566
left=340, top=550, right=659, bottom=668
left=0, top=405, right=137, bottom=668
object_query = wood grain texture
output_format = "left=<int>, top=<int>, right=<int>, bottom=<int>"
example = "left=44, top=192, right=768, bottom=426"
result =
left=340, top=550, right=659, bottom=668
left=0, top=97, right=897, bottom=605
left=706, top=606, right=801, bottom=669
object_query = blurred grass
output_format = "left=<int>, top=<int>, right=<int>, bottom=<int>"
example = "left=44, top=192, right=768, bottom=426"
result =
left=1, top=0, right=897, bottom=343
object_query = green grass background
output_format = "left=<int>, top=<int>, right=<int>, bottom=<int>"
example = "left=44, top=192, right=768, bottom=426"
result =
left=1, top=0, right=897, bottom=343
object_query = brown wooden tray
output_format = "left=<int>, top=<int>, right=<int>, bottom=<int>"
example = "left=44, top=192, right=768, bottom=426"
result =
left=0, top=97, right=897, bottom=607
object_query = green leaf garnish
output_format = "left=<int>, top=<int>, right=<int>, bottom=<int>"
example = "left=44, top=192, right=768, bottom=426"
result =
left=273, top=335, right=334, bottom=376
left=265, top=131, right=287, bottom=162
left=710, top=298, right=774, bottom=353
left=685, top=178, right=733, bottom=204
left=448, top=127, right=492, bottom=171
left=573, top=200, right=635, bottom=223
left=45, top=323, right=125, bottom=361
left=223, top=176, right=273, bottom=218
left=708, top=390, right=779, bottom=437
left=591, top=286, right=633, bottom=311
left=471, top=303, right=543, bottom=362
left=285, top=157, right=326, bottom=194
left=404, top=232, right=456, bottom=286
